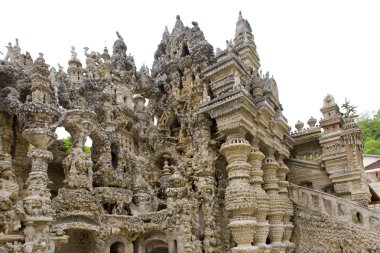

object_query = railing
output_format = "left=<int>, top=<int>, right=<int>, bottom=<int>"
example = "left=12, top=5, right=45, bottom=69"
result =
left=289, top=184, right=380, bottom=231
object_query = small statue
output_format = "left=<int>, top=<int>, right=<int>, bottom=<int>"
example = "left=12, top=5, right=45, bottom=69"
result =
left=226, top=40, right=234, bottom=52
left=25, top=52, right=33, bottom=66
left=70, top=46, right=77, bottom=60
left=202, top=83, right=210, bottom=103
left=48, top=67, right=57, bottom=84
left=116, top=31, right=124, bottom=41
left=243, top=31, right=249, bottom=44
left=4, top=42, right=13, bottom=61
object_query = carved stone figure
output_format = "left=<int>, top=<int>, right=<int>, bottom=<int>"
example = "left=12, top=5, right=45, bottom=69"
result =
left=4, top=43, right=13, bottom=62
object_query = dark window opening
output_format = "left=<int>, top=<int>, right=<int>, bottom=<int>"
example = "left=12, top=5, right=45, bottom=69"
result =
left=111, top=151, right=118, bottom=169
left=110, top=241, right=124, bottom=253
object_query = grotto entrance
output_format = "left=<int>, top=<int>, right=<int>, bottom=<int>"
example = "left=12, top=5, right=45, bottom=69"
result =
left=59, top=229, right=96, bottom=253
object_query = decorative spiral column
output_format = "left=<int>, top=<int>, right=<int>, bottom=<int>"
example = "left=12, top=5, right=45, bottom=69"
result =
left=277, top=157, right=294, bottom=253
left=220, top=132, right=258, bottom=252
left=248, top=141, right=270, bottom=252
left=262, top=150, right=284, bottom=252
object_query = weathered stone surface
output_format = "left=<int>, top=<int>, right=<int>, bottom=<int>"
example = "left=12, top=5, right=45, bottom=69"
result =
left=0, top=12, right=375, bottom=253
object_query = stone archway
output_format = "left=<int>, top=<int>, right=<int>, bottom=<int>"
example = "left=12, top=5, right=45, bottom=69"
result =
left=110, top=241, right=125, bottom=253
left=136, top=232, right=169, bottom=253
left=145, top=239, right=169, bottom=253
left=105, top=236, right=132, bottom=253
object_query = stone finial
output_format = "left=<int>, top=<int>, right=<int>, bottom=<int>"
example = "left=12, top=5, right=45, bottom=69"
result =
left=172, top=15, right=184, bottom=36
left=295, top=120, right=304, bottom=131
left=235, top=10, right=252, bottom=38
left=192, top=21, right=198, bottom=27
left=323, top=94, right=335, bottom=107
left=70, top=46, right=77, bottom=60
left=307, top=116, right=317, bottom=128
left=162, top=160, right=172, bottom=176
left=164, top=26, right=169, bottom=34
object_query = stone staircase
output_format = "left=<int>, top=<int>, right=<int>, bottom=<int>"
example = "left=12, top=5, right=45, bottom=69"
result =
left=289, top=183, right=380, bottom=231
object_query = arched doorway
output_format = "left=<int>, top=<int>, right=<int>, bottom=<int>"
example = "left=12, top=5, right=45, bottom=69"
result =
left=145, top=239, right=168, bottom=253
left=136, top=232, right=169, bottom=253
left=110, top=241, right=125, bottom=253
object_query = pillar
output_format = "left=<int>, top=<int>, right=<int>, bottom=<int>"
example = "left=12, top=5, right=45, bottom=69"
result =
left=277, top=157, right=294, bottom=252
left=248, top=141, right=270, bottom=252
left=220, top=131, right=258, bottom=252
left=21, top=124, right=57, bottom=253
left=23, top=147, right=55, bottom=253
left=262, top=150, right=284, bottom=252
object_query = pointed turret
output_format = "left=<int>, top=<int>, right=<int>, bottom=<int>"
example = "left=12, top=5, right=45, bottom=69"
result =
left=233, top=11, right=260, bottom=70
left=319, top=94, right=341, bottom=134
left=162, top=26, right=170, bottom=42
left=67, top=46, right=84, bottom=88
left=235, top=11, right=252, bottom=38
left=30, top=53, right=54, bottom=105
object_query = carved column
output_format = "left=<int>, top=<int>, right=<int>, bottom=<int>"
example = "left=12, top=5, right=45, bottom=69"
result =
left=277, top=157, right=294, bottom=252
left=220, top=131, right=258, bottom=252
left=248, top=141, right=270, bottom=251
left=22, top=130, right=56, bottom=253
left=19, top=53, right=61, bottom=252
left=262, top=150, right=284, bottom=252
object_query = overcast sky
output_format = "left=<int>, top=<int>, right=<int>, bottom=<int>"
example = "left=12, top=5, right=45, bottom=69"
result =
left=1, top=0, right=379, bottom=130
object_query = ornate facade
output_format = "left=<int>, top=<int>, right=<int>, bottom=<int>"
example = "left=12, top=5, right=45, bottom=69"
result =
left=0, top=12, right=378, bottom=253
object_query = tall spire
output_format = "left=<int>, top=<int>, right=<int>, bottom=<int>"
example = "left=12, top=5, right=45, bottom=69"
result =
left=232, top=11, right=260, bottom=69
left=162, top=26, right=170, bottom=42
left=235, top=11, right=252, bottom=38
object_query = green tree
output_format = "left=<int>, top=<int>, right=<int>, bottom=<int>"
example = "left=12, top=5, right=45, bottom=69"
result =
left=358, top=109, right=380, bottom=155
left=60, top=136, right=91, bottom=154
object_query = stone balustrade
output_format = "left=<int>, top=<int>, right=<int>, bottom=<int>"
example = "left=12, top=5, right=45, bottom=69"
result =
left=289, top=184, right=380, bottom=230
